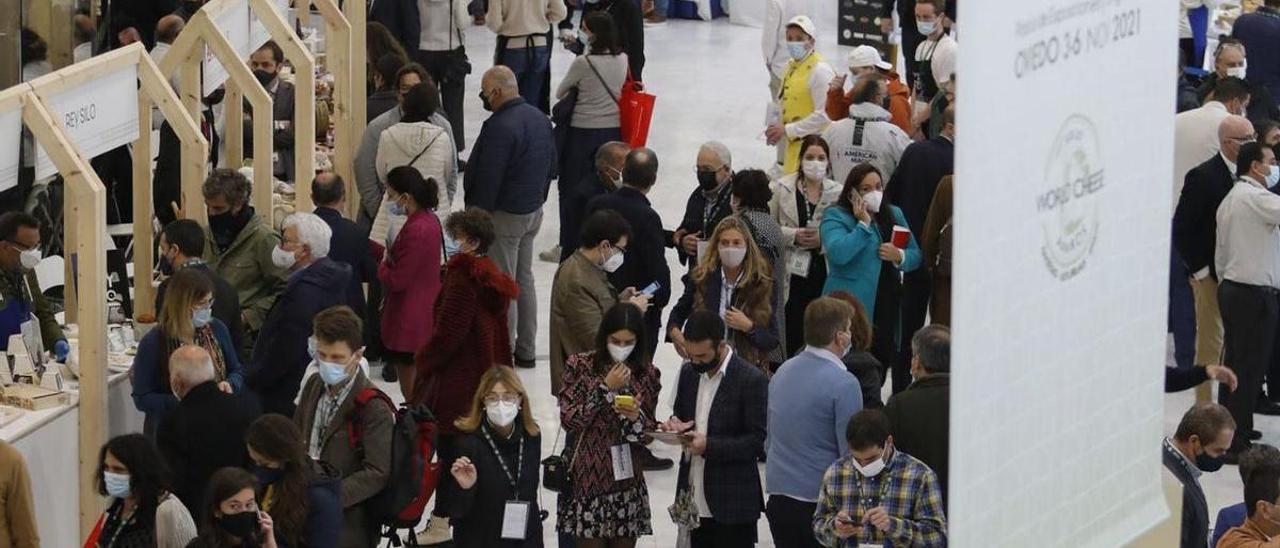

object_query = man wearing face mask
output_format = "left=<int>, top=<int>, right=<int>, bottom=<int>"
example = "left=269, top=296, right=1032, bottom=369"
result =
left=814, top=408, right=945, bottom=547
left=661, top=310, right=768, bottom=548
left=765, top=16, right=835, bottom=175
left=559, top=141, right=630, bottom=260
left=294, top=306, right=393, bottom=547
left=1216, top=142, right=1280, bottom=463
left=883, top=325, right=950, bottom=509
left=826, top=45, right=912, bottom=134
left=1197, top=39, right=1280, bottom=124
left=200, top=169, right=281, bottom=341
left=765, top=298, right=863, bottom=548
left=549, top=210, right=651, bottom=395
left=878, top=0, right=956, bottom=92
left=247, top=212, right=355, bottom=416
left=156, top=219, right=246, bottom=360
left=0, top=213, right=65, bottom=359
left=1163, top=403, right=1236, bottom=548
left=157, top=345, right=262, bottom=511
left=909, top=0, right=957, bottom=119
left=244, top=41, right=298, bottom=182
left=675, top=142, right=736, bottom=271
left=1175, top=77, right=1252, bottom=205
left=823, top=73, right=912, bottom=187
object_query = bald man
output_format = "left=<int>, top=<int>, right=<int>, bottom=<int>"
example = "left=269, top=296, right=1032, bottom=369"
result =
left=558, top=141, right=630, bottom=261
left=156, top=345, right=261, bottom=510
left=311, top=172, right=371, bottom=321
left=464, top=65, right=556, bottom=368
left=1175, top=115, right=1258, bottom=403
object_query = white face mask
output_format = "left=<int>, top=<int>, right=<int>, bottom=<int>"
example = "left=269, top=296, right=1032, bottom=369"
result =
left=917, top=20, right=937, bottom=35
left=854, top=452, right=887, bottom=477
left=18, top=247, right=40, bottom=270
left=600, top=245, right=625, bottom=273
left=862, top=190, right=884, bottom=213
left=486, top=400, right=520, bottom=427
left=271, top=245, right=298, bottom=269
left=719, top=246, right=747, bottom=268
left=1227, top=65, right=1247, bottom=80
left=787, top=41, right=808, bottom=61
left=1267, top=165, right=1280, bottom=188
left=608, top=343, right=635, bottom=363
left=802, top=159, right=828, bottom=181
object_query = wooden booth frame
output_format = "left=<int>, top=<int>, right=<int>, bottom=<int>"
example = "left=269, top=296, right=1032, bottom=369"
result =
left=299, top=0, right=357, bottom=217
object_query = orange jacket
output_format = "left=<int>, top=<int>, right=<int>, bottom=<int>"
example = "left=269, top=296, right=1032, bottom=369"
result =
left=826, top=72, right=913, bottom=135
left=1216, top=517, right=1280, bottom=548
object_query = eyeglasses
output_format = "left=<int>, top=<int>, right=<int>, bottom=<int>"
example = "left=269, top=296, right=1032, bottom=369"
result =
left=483, top=393, right=521, bottom=405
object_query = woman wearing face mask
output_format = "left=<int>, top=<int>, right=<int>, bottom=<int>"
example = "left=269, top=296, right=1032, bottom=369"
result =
left=187, top=467, right=279, bottom=548
left=554, top=13, right=628, bottom=212
left=731, top=169, right=788, bottom=366
left=411, top=209, right=519, bottom=544
left=821, top=163, right=921, bottom=392
left=828, top=291, right=885, bottom=408
left=244, top=415, right=342, bottom=548
left=448, top=366, right=543, bottom=547
left=772, top=136, right=843, bottom=357
left=668, top=216, right=780, bottom=371
left=85, top=434, right=198, bottom=548
left=763, top=15, right=835, bottom=175
left=133, top=268, right=244, bottom=437
left=377, top=166, right=444, bottom=397
left=558, top=302, right=660, bottom=547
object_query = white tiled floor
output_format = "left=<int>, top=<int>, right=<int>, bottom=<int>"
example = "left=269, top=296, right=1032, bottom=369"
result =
left=365, top=16, right=1247, bottom=547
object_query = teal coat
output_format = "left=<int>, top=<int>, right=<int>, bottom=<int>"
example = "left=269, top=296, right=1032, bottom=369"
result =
left=820, top=205, right=921, bottom=317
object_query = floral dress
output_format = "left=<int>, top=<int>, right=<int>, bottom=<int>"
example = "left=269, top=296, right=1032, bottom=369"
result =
left=556, top=351, right=660, bottom=538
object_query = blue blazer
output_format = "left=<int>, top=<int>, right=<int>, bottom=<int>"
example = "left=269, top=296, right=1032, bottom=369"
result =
left=820, top=205, right=921, bottom=318
left=131, top=318, right=244, bottom=435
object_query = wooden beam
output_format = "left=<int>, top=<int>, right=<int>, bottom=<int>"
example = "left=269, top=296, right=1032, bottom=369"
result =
left=26, top=43, right=145, bottom=94
left=252, top=0, right=317, bottom=211
left=312, top=0, right=355, bottom=218
left=22, top=90, right=108, bottom=543
left=179, top=48, right=205, bottom=225
left=225, top=81, right=245, bottom=169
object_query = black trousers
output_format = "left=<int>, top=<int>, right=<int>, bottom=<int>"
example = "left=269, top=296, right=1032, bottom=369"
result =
left=895, top=271, right=932, bottom=393
left=691, top=517, right=757, bottom=548
left=432, top=432, right=460, bottom=517
left=1219, top=280, right=1280, bottom=450
left=766, top=496, right=822, bottom=548
left=414, top=48, right=468, bottom=152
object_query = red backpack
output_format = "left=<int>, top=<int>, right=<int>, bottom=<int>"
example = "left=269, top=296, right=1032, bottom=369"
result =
left=350, top=388, right=441, bottom=546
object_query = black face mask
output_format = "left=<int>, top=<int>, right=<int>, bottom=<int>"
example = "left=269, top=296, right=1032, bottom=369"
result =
left=208, top=206, right=250, bottom=245
left=158, top=247, right=175, bottom=276
left=691, top=347, right=721, bottom=374
left=253, top=465, right=285, bottom=486
left=696, top=170, right=720, bottom=192
left=215, top=510, right=260, bottom=540
left=479, top=90, right=493, bottom=112
left=252, top=69, right=276, bottom=88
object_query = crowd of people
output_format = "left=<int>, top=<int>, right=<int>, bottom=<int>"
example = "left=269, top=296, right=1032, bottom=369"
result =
left=6, top=0, right=1280, bottom=546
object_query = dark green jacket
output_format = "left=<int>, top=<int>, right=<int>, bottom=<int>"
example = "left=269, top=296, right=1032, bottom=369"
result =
left=202, top=213, right=283, bottom=331
left=0, top=271, right=64, bottom=349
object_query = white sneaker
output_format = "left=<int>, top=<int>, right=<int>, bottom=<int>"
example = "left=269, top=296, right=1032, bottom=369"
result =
left=416, top=516, right=452, bottom=545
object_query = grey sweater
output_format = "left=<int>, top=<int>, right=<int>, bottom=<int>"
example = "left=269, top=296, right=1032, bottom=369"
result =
left=555, top=53, right=628, bottom=129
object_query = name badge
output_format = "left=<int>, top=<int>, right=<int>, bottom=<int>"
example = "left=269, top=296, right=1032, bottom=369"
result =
left=501, top=500, right=530, bottom=539
left=857, top=544, right=885, bottom=548
left=787, top=251, right=812, bottom=278
left=610, top=444, right=635, bottom=481
left=696, top=240, right=709, bottom=263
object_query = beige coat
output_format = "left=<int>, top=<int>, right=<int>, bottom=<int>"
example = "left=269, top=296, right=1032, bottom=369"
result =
left=548, top=250, right=617, bottom=396
left=768, top=173, right=842, bottom=300
left=371, top=122, right=454, bottom=247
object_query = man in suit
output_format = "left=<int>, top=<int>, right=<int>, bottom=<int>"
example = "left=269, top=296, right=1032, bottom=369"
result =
left=245, top=41, right=298, bottom=183
left=559, top=141, right=628, bottom=260
left=311, top=173, right=372, bottom=322
left=661, top=310, right=768, bottom=548
left=884, top=325, right=950, bottom=508
left=1174, top=115, right=1256, bottom=404
left=157, top=345, right=261, bottom=511
left=885, top=105, right=954, bottom=394
left=156, top=219, right=246, bottom=360
left=1174, top=77, right=1252, bottom=205
left=1164, top=403, right=1236, bottom=548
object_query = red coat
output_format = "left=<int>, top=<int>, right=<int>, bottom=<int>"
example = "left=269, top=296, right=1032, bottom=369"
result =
left=412, top=252, right=519, bottom=433
left=378, top=209, right=444, bottom=352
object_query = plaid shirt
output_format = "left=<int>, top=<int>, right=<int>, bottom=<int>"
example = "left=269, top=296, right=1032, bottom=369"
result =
left=813, top=450, right=947, bottom=547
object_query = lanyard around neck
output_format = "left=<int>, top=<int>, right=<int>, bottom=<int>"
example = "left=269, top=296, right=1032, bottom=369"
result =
left=480, top=424, right=525, bottom=496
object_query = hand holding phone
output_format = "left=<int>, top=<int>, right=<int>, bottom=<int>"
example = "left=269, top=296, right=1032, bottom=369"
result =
left=640, top=282, right=661, bottom=296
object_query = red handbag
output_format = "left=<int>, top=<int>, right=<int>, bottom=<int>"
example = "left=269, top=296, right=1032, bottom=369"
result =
left=619, top=72, right=656, bottom=148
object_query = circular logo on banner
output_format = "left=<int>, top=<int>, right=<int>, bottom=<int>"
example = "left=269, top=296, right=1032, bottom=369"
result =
left=1036, top=114, right=1104, bottom=281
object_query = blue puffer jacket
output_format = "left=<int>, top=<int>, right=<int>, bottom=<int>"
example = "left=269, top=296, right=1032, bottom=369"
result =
left=463, top=98, right=557, bottom=215
left=820, top=205, right=921, bottom=317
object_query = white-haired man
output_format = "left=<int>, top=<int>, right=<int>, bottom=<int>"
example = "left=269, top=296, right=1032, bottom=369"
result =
left=673, top=141, right=736, bottom=271
left=246, top=212, right=358, bottom=415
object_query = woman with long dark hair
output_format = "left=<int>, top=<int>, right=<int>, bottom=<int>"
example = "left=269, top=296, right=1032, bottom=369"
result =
left=244, top=415, right=341, bottom=548
left=554, top=13, right=629, bottom=209
left=85, top=434, right=197, bottom=548
left=557, top=303, right=659, bottom=547
left=186, top=467, right=279, bottom=548
left=821, top=163, right=921, bottom=392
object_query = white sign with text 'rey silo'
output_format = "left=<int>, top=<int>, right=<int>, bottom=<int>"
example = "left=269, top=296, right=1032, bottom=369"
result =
left=34, top=64, right=141, bottom=180
left=951, top=1, right=1176, bottom=546
left=0, top=109, right=21, bottom=192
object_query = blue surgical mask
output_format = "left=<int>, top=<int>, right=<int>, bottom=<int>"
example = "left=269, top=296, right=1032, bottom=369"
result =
left=578, top=29, right=591, bottom=44
left=787, top=41, right=808, bottom=61
left=388, top=195, right=407, bottom=216
left=103, top=471, right=131, bottom=499
left=917, top=20, right=937, bottom=35
left=1268, top=165, right=1280, bottom=188
left=192, top=306, right=213, bottom=328
left=317, top=358, right=351, bottom=386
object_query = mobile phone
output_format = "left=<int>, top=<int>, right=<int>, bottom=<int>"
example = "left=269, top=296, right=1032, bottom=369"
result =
left=640, top=282, right=661, bottom=296
left=836, top=515, right=856, bottom=525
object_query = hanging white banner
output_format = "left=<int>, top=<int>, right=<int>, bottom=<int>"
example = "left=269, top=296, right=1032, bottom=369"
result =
left=34, top=64, right=141, bottom=180
left=249, top=0, right=292, bottom=56
left=0, top=109, right=20, bottom=192
left=202, top=0, right=253, bottom=96
left=950, top=1, right=1176, bottom=547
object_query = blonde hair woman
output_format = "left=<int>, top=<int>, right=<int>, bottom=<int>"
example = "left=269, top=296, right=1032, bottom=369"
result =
left=131, top=268, right=243, bottom=437
left=445, top=366, right=543, bottom=547
left=667, top=216, right=780, bottom=370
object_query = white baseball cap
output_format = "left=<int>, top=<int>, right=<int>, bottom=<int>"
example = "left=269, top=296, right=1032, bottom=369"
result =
left=847, top=45, right=892, bottom=71
left=786, top=15, right=816, bottom=39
